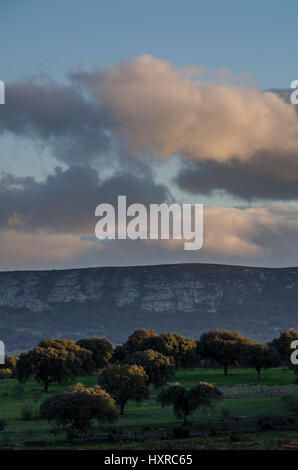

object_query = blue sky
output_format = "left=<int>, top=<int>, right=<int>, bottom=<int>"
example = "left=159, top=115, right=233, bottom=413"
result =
left=1, top=0, right=297, bottom=89
left=1, top=1, right=298, bottom=269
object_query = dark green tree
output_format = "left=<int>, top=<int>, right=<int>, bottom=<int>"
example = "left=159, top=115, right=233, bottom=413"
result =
left=157, top=382, right=222, bottom=425
left=241, top=344, right=280, bottom=380
left=197, top=329, right=255, bottom=375
left=112, top=344, right=129, bottom=363
left=40, top=383, right=117, bottom=437
left=99, top=364, right=149, bottom=414
left=143, top=333, right=197, bottom=368
left=126, top=329, right=158, bottom=353
left=125, top=349, right=175, bottom=388
left=38, top=339, right=94, bottom=374
left=77, top=337, right=113, bottom=370
left=16, top=343, right=92, bottom=391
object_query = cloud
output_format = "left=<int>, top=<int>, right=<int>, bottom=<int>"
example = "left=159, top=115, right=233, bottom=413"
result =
left=149, top=205, right=298, bottom=263
left=2, top=56, right=297, bottom=169
left=0, top=230, right=100, bottom=269
left=1, top=204, right=298, bottom=269
left=0, top=165, right=171, bottom=233
left=1, top=56, right=298, bottom=202
left=73, top=55, right=298, bottom=164
left=0, top=78, right=112, bottom=164
left=175, top=152, right=298, bottom=200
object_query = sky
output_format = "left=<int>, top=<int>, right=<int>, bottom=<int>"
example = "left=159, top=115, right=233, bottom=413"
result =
left=1, top=0, right=298, bottom=270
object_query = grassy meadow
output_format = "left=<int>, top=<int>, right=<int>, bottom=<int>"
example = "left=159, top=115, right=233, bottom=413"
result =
left=0, top=367, right=297, bottom=450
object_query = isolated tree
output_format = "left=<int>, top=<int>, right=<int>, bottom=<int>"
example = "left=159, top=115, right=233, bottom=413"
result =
left=98, top=364, right=149, bottom=414
left=40, top=383, right=117, bottom=437
left=157, top=382, right=222, bottom=425
left=126, top=329, right=158, bottom=353
left=143, top=333, right=197, bottom=368
left=241, top=344, right=280, bottom=380
left=197, top=329, right=255, bottom=375
left=16, top=344, right=92, bottom=391
left=77, top=337, right=113, bottom=370
left=125, top=349, right=175, bottom=388
left=271, top=329, right=298, bottom=365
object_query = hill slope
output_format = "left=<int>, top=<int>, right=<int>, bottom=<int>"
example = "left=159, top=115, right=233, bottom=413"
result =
left=0, top=263, right=297, bottom=353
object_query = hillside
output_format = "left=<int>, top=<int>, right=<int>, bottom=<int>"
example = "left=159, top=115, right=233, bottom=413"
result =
left=0, top=263, right=297, bottom=354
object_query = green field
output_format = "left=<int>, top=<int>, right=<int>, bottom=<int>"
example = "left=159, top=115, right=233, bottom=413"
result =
left=0, top=367, right=297, bottom=450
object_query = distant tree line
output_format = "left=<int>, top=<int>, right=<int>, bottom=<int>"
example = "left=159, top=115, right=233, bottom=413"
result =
left=1, top=328, right=298, bottom=386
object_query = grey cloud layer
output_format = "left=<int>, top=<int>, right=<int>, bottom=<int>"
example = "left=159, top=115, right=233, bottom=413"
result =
left=176, top=152, right=298, bottom=201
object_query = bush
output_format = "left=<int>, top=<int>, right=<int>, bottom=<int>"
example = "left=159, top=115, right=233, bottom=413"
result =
left=40, top=383, right=118, bottom=437
left=21, top=401, right=37, bottom=421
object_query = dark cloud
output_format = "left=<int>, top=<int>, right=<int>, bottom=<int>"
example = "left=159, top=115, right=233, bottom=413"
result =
left=0, top=165, right=172, bottom=233
left=176, top=151, right=298, bottom=201
left=0, top=79, right=112, bottom=164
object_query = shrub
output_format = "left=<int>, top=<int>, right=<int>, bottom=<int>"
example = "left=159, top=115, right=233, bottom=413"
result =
left=21, top=401, right=37, bottom=421
left=40, top=383, right=118, bottom=437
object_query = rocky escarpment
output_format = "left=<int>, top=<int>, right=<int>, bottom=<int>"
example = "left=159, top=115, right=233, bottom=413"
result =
left=0, top=263, right=297, bottom=353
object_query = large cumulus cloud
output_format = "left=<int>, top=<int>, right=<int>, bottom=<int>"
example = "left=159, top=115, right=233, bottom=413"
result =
left=73, top=55, right=298, bottom=164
